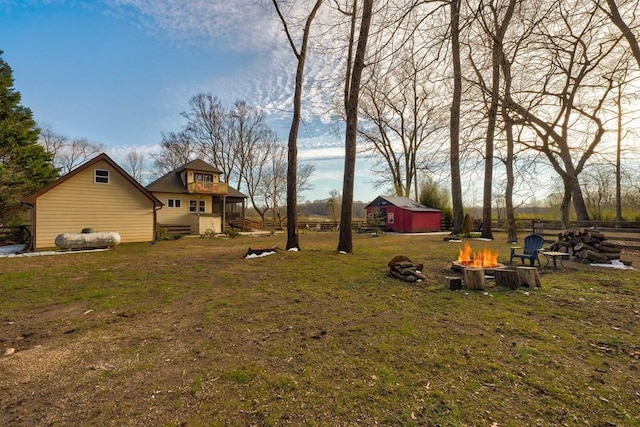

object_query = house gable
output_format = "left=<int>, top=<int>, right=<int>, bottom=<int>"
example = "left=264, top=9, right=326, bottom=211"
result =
left=23, top=153, right=161, bottom=207
left=22, top=153, right=162, bottom=250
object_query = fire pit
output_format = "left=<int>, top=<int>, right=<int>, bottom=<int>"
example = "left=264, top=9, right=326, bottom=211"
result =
left=451, top=241, right=506, bottom=274
left=449, top=242, right=541, bottom=290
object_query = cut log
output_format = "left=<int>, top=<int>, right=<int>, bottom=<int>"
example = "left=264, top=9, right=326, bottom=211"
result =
left=517, top=266, right=541, bottom=288
left=389, top=269, right=405, bottom=280
left=399, top=267, right=417, bottom=276
left=414, top=272, right=426, bottom=280
left=445, top=276, right=463, bottom=290
left=593, top=243, right=620, bottom=254
left=463, top=267, right=485, bottom=290
left=494, top=269, right=519, bottom=290
left=574, top=242, right=598, bottom=253
left=598, top=241, right=618, bottom=248
left=578, top=250, right=608, bottom=263
left=588, top=231, right=606, bottom=240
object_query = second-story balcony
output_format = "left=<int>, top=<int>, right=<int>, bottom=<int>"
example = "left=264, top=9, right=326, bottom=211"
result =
left=187, top=181, right=229, bottom=195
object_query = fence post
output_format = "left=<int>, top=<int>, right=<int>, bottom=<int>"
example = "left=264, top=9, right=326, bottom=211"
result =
left=532, top=220, right=543, bottom=234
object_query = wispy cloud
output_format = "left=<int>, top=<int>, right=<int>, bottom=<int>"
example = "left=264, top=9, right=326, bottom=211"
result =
left=100, top=1, right=364, bottom=199
left=107, top=0, right=282, bottom=52
left=106, top=0, right=346, bottom=131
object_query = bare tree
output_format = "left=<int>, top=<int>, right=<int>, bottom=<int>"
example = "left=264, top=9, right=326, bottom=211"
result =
left=125, top=150, right=145, bottom=183
left=272, top=0, right=324, bottom=250
left=603, top=58, right=639, bottom=226
left=503, top=1, right=622, bottom=228
left=582, top=163, right=615, bottom=220
left=39, top=124, right=66, bottom=167
left=244, top=132, right=279, bottom=224
left=182, top=94, right=231, bottom=179
left=359, top=33, right=447, bottom=200
left=449, top=0, right=464, bottom=235
left=39, top=125, right=103, bottom=174
left=603, top=0, right=640, bottom=68
left=150, top=131, right=196, bottom=176
left=468, top=0, right=517, bottom=240
left=338, top=0, right=374, bottom=254
left=326, top=189, right=342, bottom=223
left=227, top=100, right=274, bottom=191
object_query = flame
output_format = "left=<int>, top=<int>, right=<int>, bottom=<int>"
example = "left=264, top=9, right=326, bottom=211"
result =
left=458, top=242, right=499, bottom=267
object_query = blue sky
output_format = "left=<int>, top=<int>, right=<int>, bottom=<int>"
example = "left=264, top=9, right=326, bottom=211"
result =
left=1, top=0, right=378, bottom=202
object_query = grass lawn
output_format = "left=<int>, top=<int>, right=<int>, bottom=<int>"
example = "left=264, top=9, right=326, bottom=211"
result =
left=1, top=231, right=639, bottom=426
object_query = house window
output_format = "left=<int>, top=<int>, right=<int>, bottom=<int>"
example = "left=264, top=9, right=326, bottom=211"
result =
left=387, top=212, right=395, bottom=224
left=195, top=173, right=214, bottom=183
left=189, top=200, right=206, bottom=213
left=94, top=169, right=109, bottom=184
left=167, top=199, right=181, bottom=208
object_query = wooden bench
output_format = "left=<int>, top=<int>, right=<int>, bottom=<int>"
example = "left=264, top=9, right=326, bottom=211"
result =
left=158, top=224, right=192, bottom=235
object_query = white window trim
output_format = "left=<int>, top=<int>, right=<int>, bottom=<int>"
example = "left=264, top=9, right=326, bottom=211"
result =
left=387, top=212, right=395, bottom=224
left=167, top=199, right=182, bottom=208
left=189, top=200, right=206, bottom=213
left=94, top=169, right=110, bottom=184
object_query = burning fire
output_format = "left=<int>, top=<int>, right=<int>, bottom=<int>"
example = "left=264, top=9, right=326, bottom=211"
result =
left=458, top=241, right=499, bottom=267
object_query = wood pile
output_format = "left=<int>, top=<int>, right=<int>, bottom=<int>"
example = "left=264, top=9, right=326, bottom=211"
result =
left=388, top=255, right=426, bottom=283
left=547, top=228, right=626, bottom=265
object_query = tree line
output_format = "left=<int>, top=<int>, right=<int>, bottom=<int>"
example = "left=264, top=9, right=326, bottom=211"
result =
left=271, top=0, right=640, bottom=251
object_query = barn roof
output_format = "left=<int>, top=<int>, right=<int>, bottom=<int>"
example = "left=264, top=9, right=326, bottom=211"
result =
left=366, top=196, right=441, bottom=212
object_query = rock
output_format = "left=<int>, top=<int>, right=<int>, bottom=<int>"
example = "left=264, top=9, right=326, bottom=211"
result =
left=4, top=348, right=16, bottom=356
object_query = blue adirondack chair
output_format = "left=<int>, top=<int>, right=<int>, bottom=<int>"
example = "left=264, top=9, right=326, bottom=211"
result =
left=510, top=234, right=545, bottom=266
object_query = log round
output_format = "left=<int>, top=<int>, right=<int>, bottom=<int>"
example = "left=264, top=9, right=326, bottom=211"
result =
left=517, top=266, right=541, bottom=288
left=55, top=232, right=121, bottom=250
left=494, top=269, right=519, bottom=290
left=463, top=267, right=485, bottom=290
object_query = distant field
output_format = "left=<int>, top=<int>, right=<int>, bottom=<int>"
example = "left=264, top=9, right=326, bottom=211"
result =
left=1, top=232, right=639, bottom=426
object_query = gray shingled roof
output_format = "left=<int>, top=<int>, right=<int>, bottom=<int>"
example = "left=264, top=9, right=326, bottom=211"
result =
left=366, top=196, right=441, bottom=212
left=145, top=159, right=247, bottom=198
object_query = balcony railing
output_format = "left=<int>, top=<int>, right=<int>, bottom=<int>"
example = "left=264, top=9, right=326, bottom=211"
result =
left=187, top=181, right=228, bottom=195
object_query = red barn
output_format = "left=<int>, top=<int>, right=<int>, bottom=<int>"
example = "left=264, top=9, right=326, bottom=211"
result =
left=365, top=196, right=442, bottom=233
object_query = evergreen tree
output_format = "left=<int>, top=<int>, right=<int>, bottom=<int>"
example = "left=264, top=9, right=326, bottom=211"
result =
left=0, top=51, right=58, bottom=222
left=419, top=177, right=453, bottom=226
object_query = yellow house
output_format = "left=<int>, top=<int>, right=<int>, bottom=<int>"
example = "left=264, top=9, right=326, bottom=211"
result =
left=146, top=159, right=251, bottom=235
left=22, top=153, right=162, bottom=250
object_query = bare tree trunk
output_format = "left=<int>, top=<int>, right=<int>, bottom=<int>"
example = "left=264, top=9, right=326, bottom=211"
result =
left=606, top=0, right=640, bottom=69
left=615, top=81, right=623, bottom=226
left=272, top=0, right=324, bottom=250
left=560, top=176, right=572, bottom=229
left=338, top=0, right=374, bottom=254
left=481, top=0, right=516, bottom=240
left=571, top=180, right=590, bottom=221
left=449, top=0, right=464, bottom=235
left=501, top=67, right=517, bottom=242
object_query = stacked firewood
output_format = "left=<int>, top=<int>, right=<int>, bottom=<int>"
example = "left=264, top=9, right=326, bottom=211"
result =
left=547, top=228, right=624, bottom=264
left=387, top=255, right=426, bottom=282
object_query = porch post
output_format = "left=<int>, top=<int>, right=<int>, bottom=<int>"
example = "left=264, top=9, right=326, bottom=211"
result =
left=222, top=195, right=226, bottom=232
